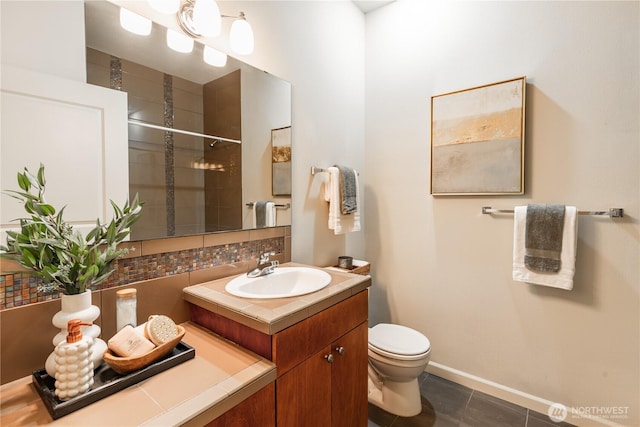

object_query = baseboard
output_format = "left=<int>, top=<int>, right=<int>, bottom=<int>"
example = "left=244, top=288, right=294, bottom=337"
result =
left=426, top=362, right=627, bottom=427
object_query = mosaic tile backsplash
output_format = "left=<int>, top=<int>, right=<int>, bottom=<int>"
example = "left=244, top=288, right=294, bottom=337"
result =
left=0, top=237, right=283, bottom=310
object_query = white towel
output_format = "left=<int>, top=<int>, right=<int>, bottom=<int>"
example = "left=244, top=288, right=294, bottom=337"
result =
left=253, top=201, right=277, bottom=228
left=266, top=202, right=276, bottom=227
left=324, top=167, right=360, bottom=234
left=512, top=205, right=578, bottom=290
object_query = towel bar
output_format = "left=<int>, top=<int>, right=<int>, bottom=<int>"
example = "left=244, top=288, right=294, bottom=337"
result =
left=482, top=207, right=624, bottom=218
left=246, top=202, right=290, bottom=209
left=311, top=166, right=359, bottom=176
left=311, top=166, right=325, bottom=175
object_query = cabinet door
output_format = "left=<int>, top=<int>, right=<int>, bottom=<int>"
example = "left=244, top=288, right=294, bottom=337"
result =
left=205, top=382, right=275, bottom=427
left=276, top=345, right=332, bottom=427
left=331, top=323, right=368, bottom=427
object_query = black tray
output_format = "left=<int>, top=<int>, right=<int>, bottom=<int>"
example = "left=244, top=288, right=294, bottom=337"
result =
left=32, top=342, right=195, bottom=420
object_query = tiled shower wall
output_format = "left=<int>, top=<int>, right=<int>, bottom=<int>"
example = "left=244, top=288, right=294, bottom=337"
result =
left=88, top=47, right=199, bottom=240
left=87, top=47, right=245, bottom=240
left=203, top=70, right=243, bottom=232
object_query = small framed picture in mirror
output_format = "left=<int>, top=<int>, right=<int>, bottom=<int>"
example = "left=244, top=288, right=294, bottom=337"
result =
left=272, top=126, right=292, bottom=196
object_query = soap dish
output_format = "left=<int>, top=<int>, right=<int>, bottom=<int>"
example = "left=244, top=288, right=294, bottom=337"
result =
left=103, top=325, right=186, bottom=374
left=331, top=259, right=370, bottom=276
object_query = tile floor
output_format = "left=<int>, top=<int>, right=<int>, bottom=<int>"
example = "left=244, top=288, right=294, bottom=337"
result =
left=368, top=373, right=576, bottom=427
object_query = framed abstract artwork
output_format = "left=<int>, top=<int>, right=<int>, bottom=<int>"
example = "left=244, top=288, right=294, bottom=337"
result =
left=430, top=77, right=526, bottom=195
left=271, top=126, right=292, bottom=196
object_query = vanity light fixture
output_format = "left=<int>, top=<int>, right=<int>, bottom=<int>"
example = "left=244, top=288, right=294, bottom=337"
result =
left=119, top=8, right=152, bottom=36
left=120, top=0, right=254, bottom=68
left=167, top=29, right=194, bottom=53
left=185, top=0, right=221, bottom=37
left=176, top=0, right=254, bottom=55
left=203, top=45, right=227, bottom=67
left=228, top=12, right=254, bottom=55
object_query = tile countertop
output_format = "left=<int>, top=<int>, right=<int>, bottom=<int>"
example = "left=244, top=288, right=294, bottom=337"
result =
left=183, top=263, right=372, bottom=335
left=0, top=322, right=276, bottom=426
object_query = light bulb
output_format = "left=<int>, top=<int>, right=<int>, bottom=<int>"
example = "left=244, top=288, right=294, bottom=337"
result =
left=167, top=29, right=194, bottom=53
left=119, top=8, right=152, bottom=36
left=230, top=13, right=254, bottom=55
left=193, top=0, right=221, bottom=37
left=203, top=46, right=227, bottom=67
left=147, top=0, right=180, bottom=14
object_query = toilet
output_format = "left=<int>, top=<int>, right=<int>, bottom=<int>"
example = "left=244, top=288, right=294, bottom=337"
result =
left=367, top=323, right=431, bottom=417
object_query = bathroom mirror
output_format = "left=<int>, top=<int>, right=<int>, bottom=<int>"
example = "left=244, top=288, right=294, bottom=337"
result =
left=84, top=1, right=292, bottom=240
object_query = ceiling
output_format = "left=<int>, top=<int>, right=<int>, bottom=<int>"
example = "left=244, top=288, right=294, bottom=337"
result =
left=353, top=0, right=395, bottom=14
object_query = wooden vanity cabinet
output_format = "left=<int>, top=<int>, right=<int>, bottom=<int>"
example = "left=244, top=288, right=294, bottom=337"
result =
left=189, top=288, right=369, bottom=427
left=273, top=290, right=368, bottom=427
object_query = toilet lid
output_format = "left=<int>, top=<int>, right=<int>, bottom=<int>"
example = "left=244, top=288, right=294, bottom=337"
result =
left=369, top=323, right=430, bottom=356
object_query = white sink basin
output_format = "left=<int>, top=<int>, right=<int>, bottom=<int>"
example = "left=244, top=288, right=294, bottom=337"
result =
left=225, top=267, right=332, bottom=299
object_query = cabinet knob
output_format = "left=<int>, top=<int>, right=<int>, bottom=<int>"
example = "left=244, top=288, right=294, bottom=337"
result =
left=335, top=346, right=345, bottom=355
left=324, top=354, right=334, bottom=364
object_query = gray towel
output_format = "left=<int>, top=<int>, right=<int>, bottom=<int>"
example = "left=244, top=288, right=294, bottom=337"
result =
left=335, top=165, right=357, bottom=215
left=255, top=201, right=268, bottom=228
left=525, top=204, right=566, bottom=272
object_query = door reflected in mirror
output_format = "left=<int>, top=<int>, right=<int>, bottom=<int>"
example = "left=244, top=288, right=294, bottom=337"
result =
left=84, top=1, right=291, bottom=240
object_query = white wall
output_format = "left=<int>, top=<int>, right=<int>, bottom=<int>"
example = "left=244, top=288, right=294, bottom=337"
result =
left=365, top=1, right=639, bottom=425
left=0, top=1, right=86, bottom=82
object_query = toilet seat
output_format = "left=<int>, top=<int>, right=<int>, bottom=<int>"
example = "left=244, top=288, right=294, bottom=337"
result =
left=369, top=323, right=430, bottom=361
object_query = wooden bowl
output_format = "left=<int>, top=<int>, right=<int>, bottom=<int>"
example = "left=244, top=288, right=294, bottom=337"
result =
left=103, top=325, right=186, bottom=375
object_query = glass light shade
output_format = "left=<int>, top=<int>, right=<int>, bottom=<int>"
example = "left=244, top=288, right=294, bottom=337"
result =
left=203, top=46, right=227, bottom=67
left=192, top=0, right=221, bottom=37
left=147, top=0, right=180, bottom=14
left=230, top=16, right=254, bottom=55
left=119, top=8, right=152, bottom=36
left=167, top=29, right=194, bottom=53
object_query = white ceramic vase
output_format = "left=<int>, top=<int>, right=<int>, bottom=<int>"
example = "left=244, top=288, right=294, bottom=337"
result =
left=44, top=290, right=107, bottom=377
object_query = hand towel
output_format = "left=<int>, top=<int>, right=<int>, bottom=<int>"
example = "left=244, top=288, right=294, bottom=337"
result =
left=266, top=202, right=276, bottom=227
left=253, top=201, right=277, bottom=228
left=324, top=167, right=360, bottom=234
left=335, top=165, right=358, bottom=214
left=513, top=205, right=578, bottom=290
left=254, top=201, right=268, bottom=228
left=525, top=204, right=566, bottom=272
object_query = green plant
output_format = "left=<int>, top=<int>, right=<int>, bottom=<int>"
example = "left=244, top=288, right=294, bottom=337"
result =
left=0, top=165, right=143, bottom=295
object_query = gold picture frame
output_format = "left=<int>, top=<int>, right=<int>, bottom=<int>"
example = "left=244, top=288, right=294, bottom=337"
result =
left=430, top=77, right=526, bottom=195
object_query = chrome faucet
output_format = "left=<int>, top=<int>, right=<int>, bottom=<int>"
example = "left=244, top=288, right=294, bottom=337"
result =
left=247, top=251, right=279, bottom=278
